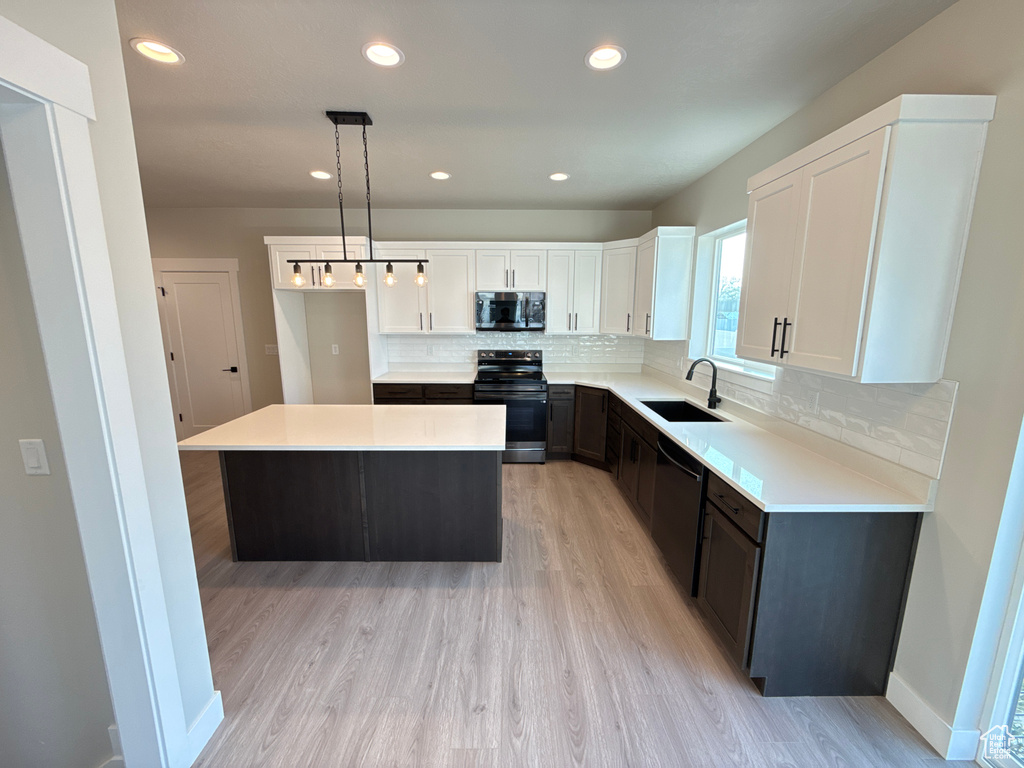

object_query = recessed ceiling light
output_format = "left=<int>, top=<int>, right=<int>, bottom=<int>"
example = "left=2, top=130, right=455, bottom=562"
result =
left=130, top=38, right=185, bottom=64
left=310, top=170, right=332, bottom=179
left=549, top=173, right=570, bottom=181
left=586, top=45, right=625, bottom=71
left=362, top=42, right=405, bottom=67
left=430, top=171, right=451, bottom=180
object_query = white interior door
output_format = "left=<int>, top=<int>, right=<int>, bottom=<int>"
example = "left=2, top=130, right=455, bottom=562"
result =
left=159, top=271, right=246, bottom=437
left=785, top=127, right=889, bottom=376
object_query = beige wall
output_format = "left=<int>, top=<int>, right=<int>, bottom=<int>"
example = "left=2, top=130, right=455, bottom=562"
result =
left=0, top=0, right=217, bottom=737
left=305, top=292, right=373, bottom=404
left=0, top=145, right=113, bottom=767
left=653, top=0, right=1024, bottom=728
left=145, top=206, right=652, bottom=408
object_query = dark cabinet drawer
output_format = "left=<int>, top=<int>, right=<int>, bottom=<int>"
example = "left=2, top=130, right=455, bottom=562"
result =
left=548, top=384, right=575, bottom=399
left=424, top=383, right=473, bottom=400
left=622, top=404, right=659, bottom=448
left=706, top=473, right=764, bottom=543
left=608, top=393, right=623, bottom=415
left=373, top=383, right=424, bottom=401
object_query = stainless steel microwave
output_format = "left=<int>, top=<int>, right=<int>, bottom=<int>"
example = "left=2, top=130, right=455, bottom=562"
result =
left=475, top=292, right=545, bottom=331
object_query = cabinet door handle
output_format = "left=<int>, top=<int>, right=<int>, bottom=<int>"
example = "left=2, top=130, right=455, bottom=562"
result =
left=780, top=318, right=792, bottom=359
left=771, top=317, right=780, bottom=357
left=317, top=265, right=322, bottom=287
left=574, top=313, right=578, bottom=331
left=646, top=313, right=651, bottom=336
left=512, top=269, right=516, bottom=288
left=429, top=313, right=433, bottom=331
left=568, top=312, right=572, bottom=330
left=626, top=313, right=631, bottom=332
left=419, top=313, right=424, bottom=331
left=505, top=269, right=509, bottom=288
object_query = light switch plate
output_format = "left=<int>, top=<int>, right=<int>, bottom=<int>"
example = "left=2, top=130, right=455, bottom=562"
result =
left=331, top=344, right=340, bottom=355
left=265, top=344, right=279, bottom=356
left=19, top=439, right=50, bottom=476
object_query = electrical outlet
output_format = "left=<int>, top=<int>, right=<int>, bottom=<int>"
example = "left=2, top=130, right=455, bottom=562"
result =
left=265, top=344, right=279, bottom=356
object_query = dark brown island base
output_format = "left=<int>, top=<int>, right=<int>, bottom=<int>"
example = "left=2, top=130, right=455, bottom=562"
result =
left=178, top=404, right=506, bottom=562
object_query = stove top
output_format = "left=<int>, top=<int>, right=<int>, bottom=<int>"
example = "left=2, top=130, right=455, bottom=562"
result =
left=474, top=350, right=546, bottom=385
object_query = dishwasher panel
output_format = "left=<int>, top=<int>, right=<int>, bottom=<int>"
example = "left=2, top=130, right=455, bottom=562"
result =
left=650, top=437, right=706, bottom=596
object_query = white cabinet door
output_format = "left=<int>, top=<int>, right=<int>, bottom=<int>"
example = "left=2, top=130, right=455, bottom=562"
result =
left=632, top=237, right=656, bottom=337
left=476, top=250, right=510, bottom=290
left=572, top=250, right=602, bottom=334
left=510, top=250, right=546, bottom=291
left=784, top=128, right=889, bottom=376
left=315, top=244, right=364, bottom=289
left=545, top=250, right=574, bottom=334
left=270, top=244, right=317, bottom=289
left=599, top=245, right=637, bottom=335
left=735, top=171, right=803, bottom=364
left=376, top=253, right=428, bottom=333
left=426, top=249, right=476, bottom=333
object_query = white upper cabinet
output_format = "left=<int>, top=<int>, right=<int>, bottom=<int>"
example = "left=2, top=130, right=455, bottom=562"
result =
left=546, top=249, right=602, bottom=335
left=475, top=249, right=546, bottom=291
left=631, top=227, right=696, bottom=340
left=737, top=94, right=996, bottom=383
left=269, top=239, right=366, bottom=290
left=475, top=249, right=510, bottom=290
left=599, top=242, right=638, bottom=335
left=510, top=250, right=546, bottom=291
left=425, top=249, right=476, bottom=333
left=375, top=250, right=428, bottom=334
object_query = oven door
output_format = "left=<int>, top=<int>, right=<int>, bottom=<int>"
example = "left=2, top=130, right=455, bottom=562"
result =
left=473, top=391, right=548, bottom=462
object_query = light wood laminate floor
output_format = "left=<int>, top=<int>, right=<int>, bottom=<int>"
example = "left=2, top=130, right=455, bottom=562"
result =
left=183, top=451, right=966, bottom=767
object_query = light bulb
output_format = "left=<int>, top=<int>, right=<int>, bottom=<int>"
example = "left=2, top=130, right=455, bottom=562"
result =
left=352, top=263, right=366, bottom=288
left=414, top=262, right=427, bottom=287
left=322, top=263, right=335, bottom=287
left=383, top=263, right=398, bottom=287
left=291, top=263, right=306, bottom=287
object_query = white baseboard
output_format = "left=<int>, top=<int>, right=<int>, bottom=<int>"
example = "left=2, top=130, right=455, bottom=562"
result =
left=97, top=758, right=125, bottom=768
left=887, top=672, right=980, bottom=760
left=182, top=690, right=224, bottom=767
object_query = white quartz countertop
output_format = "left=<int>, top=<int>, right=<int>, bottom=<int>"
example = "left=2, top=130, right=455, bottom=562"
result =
left=373, top=371, right=476, bottom=384
left=370, top=369, right=931, bottom=513
left=177, top=404, right=506, bottom=451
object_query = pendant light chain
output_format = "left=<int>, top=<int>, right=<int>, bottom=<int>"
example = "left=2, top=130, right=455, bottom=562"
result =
left=362, top=120, right=374, bottom=261
left=335, top=122, right=348, bottom=260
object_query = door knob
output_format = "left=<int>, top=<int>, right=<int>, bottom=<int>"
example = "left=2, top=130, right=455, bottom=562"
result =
left=222, top=366, right=239, bottom=373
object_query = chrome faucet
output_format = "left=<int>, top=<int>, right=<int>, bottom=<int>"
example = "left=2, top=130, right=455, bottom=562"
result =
left=686, top=358, right=722, bottom=410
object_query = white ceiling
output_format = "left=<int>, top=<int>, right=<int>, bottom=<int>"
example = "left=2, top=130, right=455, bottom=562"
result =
left=115, top=0, right=955, bottom=211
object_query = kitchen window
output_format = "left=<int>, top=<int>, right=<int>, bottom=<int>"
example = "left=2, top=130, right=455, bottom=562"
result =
left=696, top=221, right=775, bottom=378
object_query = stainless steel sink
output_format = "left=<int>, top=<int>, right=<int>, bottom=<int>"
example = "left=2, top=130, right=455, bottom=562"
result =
left=641, top=400, right=723, bottom=423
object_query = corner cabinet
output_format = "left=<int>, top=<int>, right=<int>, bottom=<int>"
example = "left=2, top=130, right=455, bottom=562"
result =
left=599, top=241, right=638, bottom=335
left=546, top=249, right=602, bottom=335
left=632, top=227, right=695, bottom=340
left=736, top=94, right=996, bottom=383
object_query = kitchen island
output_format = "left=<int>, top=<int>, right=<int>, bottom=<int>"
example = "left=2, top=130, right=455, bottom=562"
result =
left=178, top=404, right=506, bottom=562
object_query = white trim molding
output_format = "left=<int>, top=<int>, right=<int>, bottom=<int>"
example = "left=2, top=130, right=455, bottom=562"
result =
left=887, top=672, right=981, bottom=760
left=0, top=14, right=220, bottom=767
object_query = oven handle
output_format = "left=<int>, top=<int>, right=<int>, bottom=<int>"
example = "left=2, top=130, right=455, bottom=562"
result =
left=474, top=393, right=548, bottom=402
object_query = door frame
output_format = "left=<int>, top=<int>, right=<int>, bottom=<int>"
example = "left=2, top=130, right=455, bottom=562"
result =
left=0, top=15, right=220, bottom=767
left=153, top=258, right=253, bottom=437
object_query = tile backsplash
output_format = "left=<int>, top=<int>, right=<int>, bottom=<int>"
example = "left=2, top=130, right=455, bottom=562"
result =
left=387, top=332, right=646, bottom=368
left=644, top=340, right=956, bottom=479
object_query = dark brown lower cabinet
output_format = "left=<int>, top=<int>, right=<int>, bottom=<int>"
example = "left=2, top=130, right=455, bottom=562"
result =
left=372, top=382, right=473, bottom=405
left=546, top=385, right=575, bottom=460
left=697, top=501, right=761, bottom=668
left=617, top=422, right=658, bottom=528
left=572, top=386, right=608, bottom=467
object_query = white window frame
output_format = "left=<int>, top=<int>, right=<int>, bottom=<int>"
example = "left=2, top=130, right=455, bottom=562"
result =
left=692, top=220, right=775, bottom=380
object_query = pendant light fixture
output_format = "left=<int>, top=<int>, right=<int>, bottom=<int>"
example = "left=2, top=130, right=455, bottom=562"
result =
left=322, top=262, right=335, bottom=287
left=284, top=111, right=428, bottom=288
